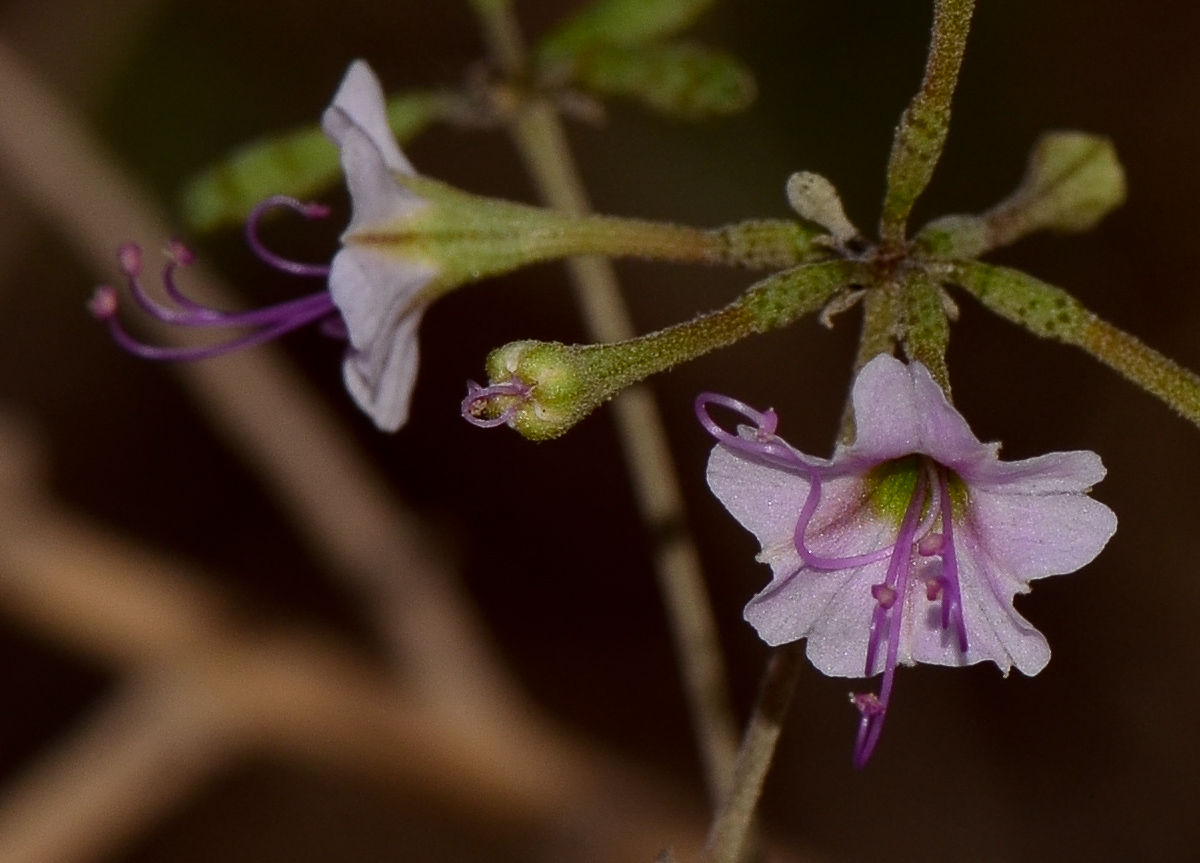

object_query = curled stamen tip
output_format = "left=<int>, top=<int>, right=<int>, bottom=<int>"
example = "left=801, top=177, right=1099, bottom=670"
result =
left=117, top=243, right=143, bottom=276
left=167, top=240, right=196, bottom=266
left=462, top=379, right=531, bottom=428
left=88, top=286, right=119, bottom=319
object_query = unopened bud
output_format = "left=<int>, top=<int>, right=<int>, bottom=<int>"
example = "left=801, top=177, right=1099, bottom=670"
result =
left=786, top=172, right=859, bottom=247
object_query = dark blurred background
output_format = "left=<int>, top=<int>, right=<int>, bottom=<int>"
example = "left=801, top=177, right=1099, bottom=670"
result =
left=1, top=1, right=1199, bottom=861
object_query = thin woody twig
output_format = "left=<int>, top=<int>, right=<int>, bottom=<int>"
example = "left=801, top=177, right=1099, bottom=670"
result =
left=468, top=7, right=745, bottom=812
left=700, top=644, right=805, bottom=863
left=0, top=423, right=712, bottom=862
left=0, top=35, right=513, bottom=718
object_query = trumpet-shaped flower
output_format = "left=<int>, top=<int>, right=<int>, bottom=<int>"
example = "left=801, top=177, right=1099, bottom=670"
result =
left=92, top=60, right=436, bottom=432
left=697, top=355, right=1116, bottom=766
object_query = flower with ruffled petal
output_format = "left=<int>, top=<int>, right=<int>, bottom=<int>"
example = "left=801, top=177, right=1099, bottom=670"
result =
left=92, top=60, right=436, bottom=432
left=697, top=354, right=1116, bottom=766
left=321, top=59, right=438, bottom=431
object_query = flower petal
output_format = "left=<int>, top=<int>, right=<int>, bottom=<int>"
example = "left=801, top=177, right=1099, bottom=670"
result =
left=707, top=443, right=812, bottom=575
left=330, top=247, right=433, bottom=431
left=746, top=560, right=882, bottom=675
left=846, top=355, right=992, bottom=467
left=903, top=553, right=1052, bottom=675
left=323, top=66, right=427, bottom=234
left=739, top=477, right=899, bottom=674
left=965, top=488, right=1117, bottom=582
left=964, top=449, right=1107, bottom=493
left=941, top=524, right=1054, bottom=675
left=323, top=60, right=414, bottom=176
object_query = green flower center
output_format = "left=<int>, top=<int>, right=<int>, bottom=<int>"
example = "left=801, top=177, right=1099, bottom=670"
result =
left=866, top=454, right=967, bottom=524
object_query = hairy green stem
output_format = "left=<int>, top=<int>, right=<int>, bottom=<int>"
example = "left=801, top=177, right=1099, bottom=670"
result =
left=879, top=0, right=975, bottom=245
left=488, top=261, right=861, bottom=442
left=838, top=285, right=898, bottom=443
left=389, top=176, right=821, bottom=285
left=577, top=260, right=860, bottom=389
left=950, top=261, right=1200, bottom=427
left=901, top=271, right=952, bottom=393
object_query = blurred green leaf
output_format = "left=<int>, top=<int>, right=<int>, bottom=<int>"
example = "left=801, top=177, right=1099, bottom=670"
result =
left=539, top=0, right=715, bottom=60
left=570, top=42, right=755, bottom=120
left=181, top=91, right=453, bottom=232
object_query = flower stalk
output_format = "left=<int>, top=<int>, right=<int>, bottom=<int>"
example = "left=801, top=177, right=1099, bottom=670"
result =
left=900, top=270, right=952, bottom=392
left=404, top=175, right=826, bottom=289
left=468, top=260, right=862, bottom=440
left=950, top=261, right=1200, bottom=427
left=879, top=0, right=976, bottom=245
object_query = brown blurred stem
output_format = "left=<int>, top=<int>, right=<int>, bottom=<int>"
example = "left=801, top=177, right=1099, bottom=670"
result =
left=468, top=0, right=746, bottom=822
left=700, top=643, right=805, bottom=863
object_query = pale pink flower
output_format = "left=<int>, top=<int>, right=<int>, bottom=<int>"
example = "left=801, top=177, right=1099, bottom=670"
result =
left=93, top=60, right=436, bottom=432
left=698, top=354, right=1116, bottom=765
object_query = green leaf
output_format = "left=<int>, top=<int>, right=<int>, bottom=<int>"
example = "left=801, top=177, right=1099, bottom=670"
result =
left=539, top=0, right=715, bottom=60
left=181, top=91, right=452, bottom=232
left=570, top=42, right=755, bottom=120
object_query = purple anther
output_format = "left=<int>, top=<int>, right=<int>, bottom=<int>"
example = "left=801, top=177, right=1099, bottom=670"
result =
left=88, top=286, right=118, bottom=319
left=851, top=692, right=883, bottom=716
left=462, top=379, right=531, bottom=428
left=118, top=243, right=143, bottom=276
left=871, top=583, right=897, bottom=609
left=167, top=240, right=196, bottom=267
left=918, top=531, right=944, bottom=556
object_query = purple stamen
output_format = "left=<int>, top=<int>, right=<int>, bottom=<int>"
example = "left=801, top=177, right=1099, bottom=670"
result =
left=695, top=392, right=844, bottom=477
left=695, top=392, right=779, bottom=441
left=697, top=392, right=902, bottom=570
left=934, top=470, right=969, bottom=653
left=855, top=466, right=928, bottom=768
left=245, top=195, right=333, bottom=278
left=792, top=475, right=899, bottom=570
left=462, top=379, right=531, bottom=428
left=92, top=243, right=339, bottom=362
